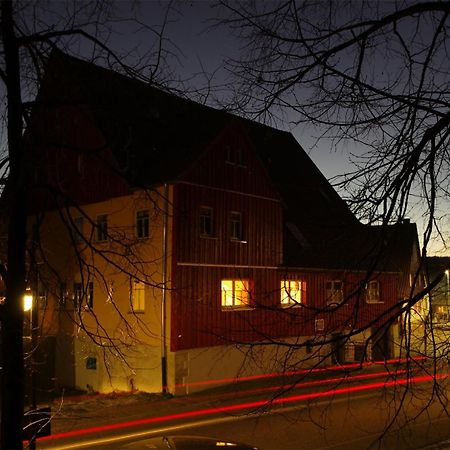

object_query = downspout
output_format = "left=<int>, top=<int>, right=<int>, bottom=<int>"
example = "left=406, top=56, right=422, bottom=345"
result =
left=161, top=183, right=169, bottom=394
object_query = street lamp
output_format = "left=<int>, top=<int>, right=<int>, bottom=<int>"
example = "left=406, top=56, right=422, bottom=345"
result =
left=23, top=289, right=33, bottom=312
left=22, top=287, right=38, bottom=449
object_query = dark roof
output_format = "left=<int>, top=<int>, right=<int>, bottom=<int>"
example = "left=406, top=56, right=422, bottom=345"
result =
left=283, top=220, right=419, bottom=272
left=32, top=50, right=417, bottom=273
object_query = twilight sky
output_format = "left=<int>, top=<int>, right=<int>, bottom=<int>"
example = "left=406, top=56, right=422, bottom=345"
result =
left=21, top=0, right=446, bottom=254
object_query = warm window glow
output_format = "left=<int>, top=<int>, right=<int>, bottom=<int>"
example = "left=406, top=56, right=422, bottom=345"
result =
left=221, top=279, right=250, bottom=308
left=281, top=280, right=304, bottom=306
left=326, top=280, right=344, bottom=305
left=366, top=280, right=381, bottom=303
left=132, top=280, right=145, bottom=312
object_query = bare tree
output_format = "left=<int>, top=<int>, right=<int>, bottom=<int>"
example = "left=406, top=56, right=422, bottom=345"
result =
left=213, top=0, right=450, bottom=440
left=0, top=1, right=185, bottom=448
left=221, top=0, right=450, bottom=243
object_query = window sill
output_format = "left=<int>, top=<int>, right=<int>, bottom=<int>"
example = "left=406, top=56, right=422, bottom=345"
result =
left=280, top=303, right=302, bottom=308
left=366, top=301, right=384, bottom=304
left=230, top=239, right=247, bottom=244
left=200, top=235, right=217, bottom=240
left=221, top=306, right=254, bottom=311
left=129, top=310, right=145, bottom=314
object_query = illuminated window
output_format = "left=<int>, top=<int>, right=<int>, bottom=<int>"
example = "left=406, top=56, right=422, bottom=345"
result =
left=230, top=211, right=242, bottom=241
left=200, top=206, right=214, bottom=236
left=221, top=279, right=251, bottom=308
left=131, top=280, right=145, bottom=312
left=73, top=217, right=84, bottom=243
left=281, top=280, right=304, bottom=306
left=136, top=210, right=149, bottom=238
left=96, top=214, right=108, bottom=242
left=326, top=280, right=344, bottom=305
left=366, top=280, right=381, bottom=303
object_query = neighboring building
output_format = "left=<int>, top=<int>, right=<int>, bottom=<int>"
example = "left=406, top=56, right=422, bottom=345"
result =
left=426, top=257, right=450, bottom=322
left=22, top=51, right=422, bottom=395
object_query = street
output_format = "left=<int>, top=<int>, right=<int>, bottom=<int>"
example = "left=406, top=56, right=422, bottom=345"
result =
left=35, top=368, right=450, bottom=450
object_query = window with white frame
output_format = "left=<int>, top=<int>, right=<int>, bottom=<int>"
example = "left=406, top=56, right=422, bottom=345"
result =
left=230, top=211, right=243, bottom=241
left=199, top=206, right=214, bottom=237
left=315, top=319, right=325, bottom=332
left=131, top=280, right=145, bottom=312
left=136, top=210, right=150, bottom=239
left=73, top=282, right=82, bottom=309
left=221, top=279, right=251, bottom=308
left=326, top=280, right=344, bottom=305
left=280, top=280, right=304, bottom=306
left=73, top=282, right=93, bottom=309
left=366, top=280, right=381, bottom=303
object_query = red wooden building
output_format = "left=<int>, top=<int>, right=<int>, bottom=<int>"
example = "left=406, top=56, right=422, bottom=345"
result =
left=24, top=51, right=420, bottom=394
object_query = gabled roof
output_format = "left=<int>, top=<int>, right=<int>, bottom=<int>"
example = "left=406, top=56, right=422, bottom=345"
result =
left=35, top=50, right=355, bottom=222
left=31, top=50, right=418, bottom=273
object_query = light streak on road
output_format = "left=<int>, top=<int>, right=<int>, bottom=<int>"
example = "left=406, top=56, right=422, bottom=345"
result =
left=187, top=369, right=413, bottom=403
left=169, top=357, right=426, bottom=390
left=37, top=370, right=447, bottom=445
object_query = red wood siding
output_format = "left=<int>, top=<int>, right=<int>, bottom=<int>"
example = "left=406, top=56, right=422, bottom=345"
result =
left=173, top=183, right=282, bottom=267
left=171, top=267, right=400, bottom=351
left=169, top=120, right=401, bottom=352
left=181, top=122, right=279, bottom=199
left=29, top=104, right=130, bottom=208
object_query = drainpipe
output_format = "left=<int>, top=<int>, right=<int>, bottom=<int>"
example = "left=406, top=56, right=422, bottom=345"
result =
left=161, top=183, right=169, bottom=394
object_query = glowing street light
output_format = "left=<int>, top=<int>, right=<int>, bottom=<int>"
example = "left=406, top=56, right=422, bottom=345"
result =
left=23, top=289, right=33, bottom=312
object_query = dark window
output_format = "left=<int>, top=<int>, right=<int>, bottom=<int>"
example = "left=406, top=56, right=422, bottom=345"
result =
left=225, top=145, right=234, bottom=164
left=86, top=357, right=97, bottom=370
left=73, top=217, right=84, bottom=243
left=88, top=282, right=94, bottom=308
left=326, top=280, right=344, bottom=305
left=136, top=210, right=150, bottom=238
left=73, top=282, right=82, bottom=308
left=73, top=282, right=93, bottom=309
left=59, top=282, right=68, bottom=308
left=366, top=280, right=381, bottom=303
left=230, top=211, right=242, bottom=240
left=225, top=145, right=245, bottom=167
left=96, top=214, right=108, bottom=242
left=200, top=207, right=214, bottom=236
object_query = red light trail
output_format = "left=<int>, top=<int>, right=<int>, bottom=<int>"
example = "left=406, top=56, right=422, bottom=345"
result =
left=186, top=369, right=413, bottom=403
left=37, top=369, right=446, bottom=444
left=169, top=357, right=426, bottom=390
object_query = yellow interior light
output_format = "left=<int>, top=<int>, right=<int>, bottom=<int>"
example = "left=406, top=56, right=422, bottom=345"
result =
left=23, top=291, right=33, bottom=312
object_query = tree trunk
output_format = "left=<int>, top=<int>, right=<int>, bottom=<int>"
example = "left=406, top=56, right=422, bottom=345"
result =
left=1, top=1, right=27, bottom=448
